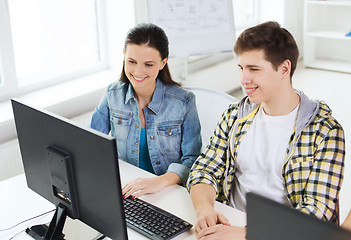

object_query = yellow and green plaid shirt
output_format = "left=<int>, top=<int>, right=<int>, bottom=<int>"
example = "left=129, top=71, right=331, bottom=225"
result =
left=187, top=91, right=345, bottom=223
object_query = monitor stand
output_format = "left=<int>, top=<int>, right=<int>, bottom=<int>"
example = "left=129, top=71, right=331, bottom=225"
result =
left=26, top=203, right=67, bottom=240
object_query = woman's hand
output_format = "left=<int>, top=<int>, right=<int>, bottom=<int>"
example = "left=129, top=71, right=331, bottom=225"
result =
left=122, top=172, right=181, bottom=198
left=197, top=225, right=246, bottom=240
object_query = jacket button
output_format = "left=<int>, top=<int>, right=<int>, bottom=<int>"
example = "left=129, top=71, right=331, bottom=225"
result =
left=150, top=135, right=154, bottom=140
left=156, top=161, right=161, bottom=165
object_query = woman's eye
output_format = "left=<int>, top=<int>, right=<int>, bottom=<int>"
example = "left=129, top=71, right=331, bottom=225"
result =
left=145, top=64, right=154, bottom=67
left=128, top=60, right=136, bottom=64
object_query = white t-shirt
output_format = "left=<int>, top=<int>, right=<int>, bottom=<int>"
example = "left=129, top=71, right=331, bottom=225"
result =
left=230, top=104, right=299, bottom=211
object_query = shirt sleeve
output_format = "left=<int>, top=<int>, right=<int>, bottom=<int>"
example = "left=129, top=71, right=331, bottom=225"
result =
left=167, top=91, right=202, bottom=186
left=90, top=87, right=111, bottom=135
left=293, top=123, right=345, bottom=223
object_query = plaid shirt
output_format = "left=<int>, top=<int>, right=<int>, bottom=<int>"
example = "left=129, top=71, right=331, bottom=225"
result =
left=187, top=91, right=345, bottom=223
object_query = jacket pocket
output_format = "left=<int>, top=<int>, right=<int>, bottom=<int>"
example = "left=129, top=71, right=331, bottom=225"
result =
left=110, top=111, right=132, bottom=141
left=156, top=121, right=182, bottom=159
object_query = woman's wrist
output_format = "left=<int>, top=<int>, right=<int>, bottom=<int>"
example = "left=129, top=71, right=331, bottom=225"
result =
left=157, top=172, right=181, bottom=187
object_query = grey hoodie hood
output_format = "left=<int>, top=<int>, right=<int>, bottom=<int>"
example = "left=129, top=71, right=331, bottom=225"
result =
left=236, top=90, right=323, bottom=136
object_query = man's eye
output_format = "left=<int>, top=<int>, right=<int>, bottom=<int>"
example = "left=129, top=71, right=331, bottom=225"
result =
left=250, top=68, right=259, bottom=71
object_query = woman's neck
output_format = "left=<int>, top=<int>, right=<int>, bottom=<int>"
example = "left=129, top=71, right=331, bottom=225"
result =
left=133, top=82, right=155, bottom=107
left=134, top=84, right=155, bottom=128
left=134, top=89, right=154, bottom=109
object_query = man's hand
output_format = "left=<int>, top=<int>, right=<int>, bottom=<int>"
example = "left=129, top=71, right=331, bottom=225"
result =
left=189, top=184, right=231, bottom=237
left=195, top=206, right=230, bottom=235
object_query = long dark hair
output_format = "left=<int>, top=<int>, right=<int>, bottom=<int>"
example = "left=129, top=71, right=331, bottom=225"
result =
left=120, top=23, right=180, bottom=86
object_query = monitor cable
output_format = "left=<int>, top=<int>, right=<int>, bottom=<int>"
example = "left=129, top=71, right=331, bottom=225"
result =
left=0, top=209, right=55, bottom=239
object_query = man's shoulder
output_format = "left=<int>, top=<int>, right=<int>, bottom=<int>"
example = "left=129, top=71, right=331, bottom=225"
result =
left=314, top=101, right=343, bottom=130
left=226, top=96, right=259, bottom=119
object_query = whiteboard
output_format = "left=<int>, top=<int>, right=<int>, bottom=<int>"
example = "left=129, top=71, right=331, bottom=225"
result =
left=147, top=0, right=235, bottom=57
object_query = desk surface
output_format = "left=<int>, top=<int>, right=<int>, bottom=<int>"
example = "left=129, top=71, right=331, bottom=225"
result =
left=0, top=160, right=246, bottom=240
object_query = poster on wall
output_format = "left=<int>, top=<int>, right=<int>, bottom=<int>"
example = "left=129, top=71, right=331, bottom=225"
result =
left=147, top=0, right=236, bottom=57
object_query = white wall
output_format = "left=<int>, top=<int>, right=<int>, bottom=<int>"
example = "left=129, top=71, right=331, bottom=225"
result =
left=0, top=111, right=94, bottom=181
left=284, top=0, right=304, bottom=57
left=0, top=140, right=23, bottom=181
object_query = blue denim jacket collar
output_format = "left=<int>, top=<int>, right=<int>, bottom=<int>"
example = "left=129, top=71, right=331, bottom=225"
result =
left=148, top=79, right=165, bottom=115
left=125, top=83, right=134, bottom=104
left=125, top=79, right=165, bottom=115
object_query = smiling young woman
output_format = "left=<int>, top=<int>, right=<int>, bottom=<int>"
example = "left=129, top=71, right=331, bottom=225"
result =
left=90, top=23, right=202, bottom=199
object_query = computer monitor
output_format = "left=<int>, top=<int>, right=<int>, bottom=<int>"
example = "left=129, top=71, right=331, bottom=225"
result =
left=246, top=192, right=351, bottom=240
left=11, top=99, right=128, bottom=240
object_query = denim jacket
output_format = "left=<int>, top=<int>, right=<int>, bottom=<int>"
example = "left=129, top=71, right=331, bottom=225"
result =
left=90, top=79, right=202, bottom=185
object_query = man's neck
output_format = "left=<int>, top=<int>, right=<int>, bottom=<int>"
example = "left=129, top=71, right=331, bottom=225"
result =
left=262, top=88, right=300, bottom=116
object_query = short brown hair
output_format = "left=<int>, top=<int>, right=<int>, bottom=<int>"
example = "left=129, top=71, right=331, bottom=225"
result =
left=234, top=21, right=299, bottom=78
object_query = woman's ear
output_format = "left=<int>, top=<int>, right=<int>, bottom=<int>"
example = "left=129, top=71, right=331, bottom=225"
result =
left=160, top=57, right=168, bottom=70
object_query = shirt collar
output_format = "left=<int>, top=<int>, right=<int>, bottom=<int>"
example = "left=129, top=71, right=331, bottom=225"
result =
left=125, top=79, right=166, bottom=114
left=125, top=83, right=134, bottom=104
left=147, top=79, right=165, bottom=114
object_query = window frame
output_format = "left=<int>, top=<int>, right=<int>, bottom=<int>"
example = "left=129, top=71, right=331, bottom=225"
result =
left=0, top=0, right=109, bottom=102
left=233, top=0, right=260, bottom=36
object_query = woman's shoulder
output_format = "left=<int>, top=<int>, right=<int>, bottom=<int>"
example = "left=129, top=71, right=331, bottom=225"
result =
left=106, top=80, right=128, bottom=92
left=163, top=84, right=194, bottom=102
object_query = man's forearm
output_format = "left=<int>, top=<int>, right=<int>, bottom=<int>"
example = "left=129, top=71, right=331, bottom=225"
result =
left=189, top=183, right=217, bottom=216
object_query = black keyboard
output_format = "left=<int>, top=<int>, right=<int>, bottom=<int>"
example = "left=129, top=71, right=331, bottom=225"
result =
left=123, top=196, right=193, bottom=240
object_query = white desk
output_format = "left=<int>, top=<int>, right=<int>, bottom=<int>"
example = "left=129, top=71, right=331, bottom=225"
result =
left=0, top=160, right=246, bottom=239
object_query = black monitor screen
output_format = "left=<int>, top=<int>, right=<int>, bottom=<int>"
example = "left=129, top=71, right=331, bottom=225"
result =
left=11, top=99, right=128, bottom=240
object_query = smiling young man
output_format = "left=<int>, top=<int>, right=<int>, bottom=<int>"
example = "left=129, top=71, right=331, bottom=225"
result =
left=187, top=21, right=345, bottom=239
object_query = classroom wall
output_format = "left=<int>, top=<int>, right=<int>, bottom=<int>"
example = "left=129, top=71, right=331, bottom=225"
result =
left=0, top=110, right=94, bottom=181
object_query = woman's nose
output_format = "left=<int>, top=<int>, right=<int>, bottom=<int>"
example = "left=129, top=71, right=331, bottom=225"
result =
left=134, top=65, right=144, bottom=76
